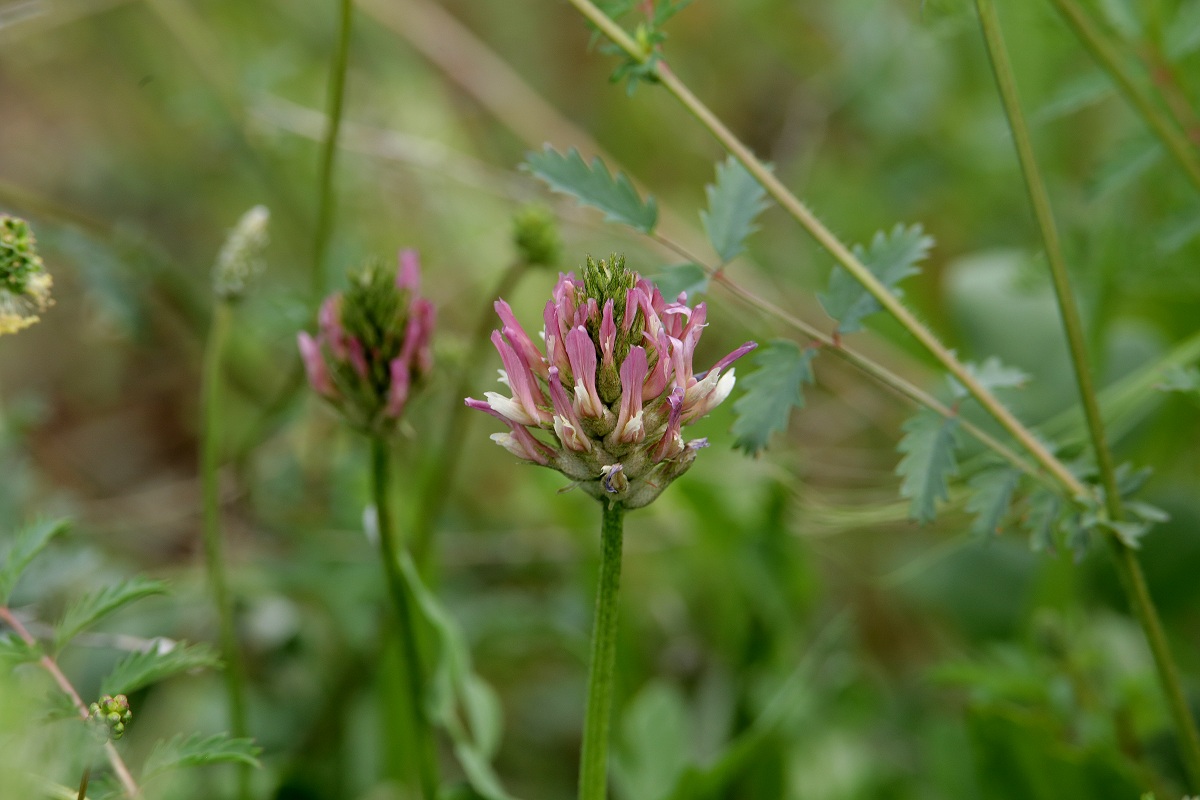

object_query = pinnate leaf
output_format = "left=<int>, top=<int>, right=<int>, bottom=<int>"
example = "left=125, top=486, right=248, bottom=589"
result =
left=0, top=518, right=70, bottom=605
left=896, top=409, right=960, bottom=523
left=965, top=466, right=1021, bottom=536
left=701, top=156, right=769, bottom=263
left=142, top=733, right=260, bottom=780
left=949, top=357, right=1030, bottom=400
left=54, top=577, right=169, bottom=652
left=731, top=341, right=817, bottom=455
left=819, top=224, right=933, bottom=334
left=102, top=641, right=220, bottom=696
left=523, top=146, right=658, bottom=233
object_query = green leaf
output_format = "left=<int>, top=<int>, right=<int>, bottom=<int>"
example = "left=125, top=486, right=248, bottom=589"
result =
left=1024, top=488, right=1062, bottom=553
left=949, top=357, right=1030, bottom=400
left=731, top=341, right=817, bottom=455
left=819, top=223, right=933, bottom=334
left=142, top=733, right=260, bottom=780
left=523, top=146, right=658, bottom=233
left=1032, top=72, right=1113, bottom=125
left=701, top=156, right=769, bottom=263
left=1158, top=365, right=1200, bottom=395
left=101, top=641, right=220, bottom=696
left=652, top=263, right=709, bottom=301
left=966, top=467, right=1021, bottom=536
left=0, top=518, right=71, bottom=605
left=54, top=577, right=169, bottom=653
left=0, top=634, right=41, bottom=666
left=613, top=680, right=692, bottom=800
left=896, top=409, right=960, bottom=523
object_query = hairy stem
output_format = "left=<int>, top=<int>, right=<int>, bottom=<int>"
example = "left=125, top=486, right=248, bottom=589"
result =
left=564, top=0, right=1089, bottom=500
left=413, top=258, right=531, bottom=569
left=1047, top=0, right=1200, bottom=194
left=579, top=501, right=626, bottom=800
left=0, top=607, right=141, bottom=799
left=976, top=0, right=1200, bottom=787
left=369, top=437, right=439, bottom=799
left=312, top=0, right=355, bottom=297
left=200, top=301, right=252, bottom=800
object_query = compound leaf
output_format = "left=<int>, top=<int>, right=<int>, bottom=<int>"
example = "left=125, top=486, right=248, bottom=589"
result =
left=0, top=518, right=70, bottom=605
left=142, top=733, right=261, bottom=780
left=102, top=641, right=220, bottom=696
left=524, top=146, right=657, bottom=233
left=896, top=409, right=960, bottom=523
left=731, top=341, right=817, bottom=455
left=966, top=466, right=1021, bottom=536
left=701, top=156, right=769, bottom=263
left=820, top=224, right=933, bottom=334
left=54, top=577, right=169, bottom=653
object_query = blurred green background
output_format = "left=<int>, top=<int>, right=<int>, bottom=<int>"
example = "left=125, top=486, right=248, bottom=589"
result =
left=2, top=0, right=1200, bottom=797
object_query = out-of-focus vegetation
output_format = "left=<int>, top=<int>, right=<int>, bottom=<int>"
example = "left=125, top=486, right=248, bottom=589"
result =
left=2, top=0, right=1200, bottom=798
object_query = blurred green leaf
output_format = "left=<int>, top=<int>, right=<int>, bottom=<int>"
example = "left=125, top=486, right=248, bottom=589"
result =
left=1033, top=72, right=1113, bottom=124
left=0, top=633, right=41, bottom=666
left=701, top=156, right=769, bottom=263
left=819, top=223, right=933, bottom=334
left=1024, top=487, right=1062, bottom=553
left=0, top=518, right=70, bottom=606
left=896, top=409, right=960, bottom=523
left=966, top=466, right=1021, bottom=537
left=523, top=146, right=658, bottom=233
left=1157, top=365, right=1200, bottom=395
left=101, top=641, right=220, bottom=697
left=731, top=341, right=817, bottom=455
left=53, top=577, right=169, bottom=653
left=614, top=680, right=692, bottom=800
left=142, top=733, right=261, bottom=780
left=949, top=357, right=1030, bottom=400
left=1165, top=1, right=1200, bottom=58
left=652, top=263, right=709, bottom=300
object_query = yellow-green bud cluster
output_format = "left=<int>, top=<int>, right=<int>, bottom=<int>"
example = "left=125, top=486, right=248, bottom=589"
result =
left=0, top=215, right=53, bottom=336
left=512, top=205, right=562, bottom=268
left=87, top=694, right=132, bottom=741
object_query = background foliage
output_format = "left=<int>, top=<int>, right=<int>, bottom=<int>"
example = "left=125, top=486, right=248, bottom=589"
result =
left=2, top=0, right=1200, bottom=797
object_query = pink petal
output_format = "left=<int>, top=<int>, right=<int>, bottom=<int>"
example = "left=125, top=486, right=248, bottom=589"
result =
left=565, top=326, right=604, bottom=418
left=396, top=248, right=421, bottom=292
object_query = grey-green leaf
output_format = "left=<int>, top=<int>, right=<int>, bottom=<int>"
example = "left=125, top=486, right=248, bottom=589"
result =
left=142, top=733, right=261, bottom=780
left=1024, top=488, right=1061, bottom=552
left=102, top=641, right=220, bottom=696
left=731, top=341, right=817, bottom=455
left=948, top=357, right=1030, bottom=400
left=652, top=263, right=709, bottom=300
left=819, top=223, right=933, bottom=334
left=523, top=146, right=658, bottom=233
left=54, top=577, right=169, bottom=653
left=965, top=466, right=1021, bottom=536
left=701, top=156, right=769, bottom=263
left=0, top=518, right=71, bottom=605
left=896, top=409, right=960, bottom=523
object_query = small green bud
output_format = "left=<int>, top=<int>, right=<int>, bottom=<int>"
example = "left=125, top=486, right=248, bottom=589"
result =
left=0, top=215, right=53, bottom=336
left=213, top=205, right=270, bottom=301
left=87, top=694, right=132, bottom=741
left=512, top=205, right=561, bottom=268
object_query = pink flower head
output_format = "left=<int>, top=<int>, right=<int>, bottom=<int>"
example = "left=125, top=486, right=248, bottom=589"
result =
left=298, top=249, right=436, bottom=435
left=466, top=254, right=756, bottom=509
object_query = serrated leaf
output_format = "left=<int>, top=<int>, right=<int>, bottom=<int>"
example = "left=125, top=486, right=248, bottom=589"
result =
left=142, top=733, right=260, bottom=780
left=0, top=518, right=71, bottom=605
left=896, top=409, right=960, bottom=523
left=54, top=577, right=169, bottom=653
left=652, top=263, right=709, bottom=300
left=1158, top=365, right=1200, bottom=394
left=819, top=223, right=933, bottom=334
left=523, top=146, right=657, bottom=233
left=0, top=634, right=41, bottom=666
left=101, top=641, right=220, bottom=696
left=1032, top=72, right=1113, bottom=124
left=1024, top=488, right=1061, bottom=553
left=966, top=466, right=1021, bottom=536
left=701, top=156, right=769, bottom=263
left=949, top=357, right=1030, bottom=400
left=731, top=341, right=817, bottom=455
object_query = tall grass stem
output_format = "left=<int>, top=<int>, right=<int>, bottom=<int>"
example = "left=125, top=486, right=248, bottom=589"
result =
left=312, top=0, right=355, bottom=298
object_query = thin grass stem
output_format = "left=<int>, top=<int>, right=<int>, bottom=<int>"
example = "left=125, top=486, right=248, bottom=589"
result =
left=312, top=0, right=356, bottom=298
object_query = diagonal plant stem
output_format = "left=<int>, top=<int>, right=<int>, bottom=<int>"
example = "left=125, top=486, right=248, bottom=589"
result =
left=0, top=607, right=141, bottom=799
left=1047, top=0, right=1200, bottom=194
left=976, top=0, right=1200, bottom=787
left=312, top=0, right=356, bottom=298
left=564, top=0, right=1089, bottom=502
left=200, top=301, right=252, bottom=800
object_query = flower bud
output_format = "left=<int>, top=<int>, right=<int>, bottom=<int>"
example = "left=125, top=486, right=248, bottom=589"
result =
left=298, top=250, right=435, bottom=436
left=213, top=205, right=270, bottom=301
left=87, top=694, right=132, bottom=741
left=0, top=215, right=53, bottom=336
left=467, top=254, right=755, bottom=509
left=512, top=205, right=562, bottom=268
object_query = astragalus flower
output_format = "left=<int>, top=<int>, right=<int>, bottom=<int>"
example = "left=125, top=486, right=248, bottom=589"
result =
left=466, top=254, right=755, bottom=509
left=0, top=215, right=53, bottom=336
left=298, top=250, right=435, bottom=436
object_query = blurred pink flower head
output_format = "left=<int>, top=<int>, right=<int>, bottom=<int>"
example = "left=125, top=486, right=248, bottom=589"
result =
left=466, top=254, right=755, bottom=509
left=298, top=249, right=435, bottom=436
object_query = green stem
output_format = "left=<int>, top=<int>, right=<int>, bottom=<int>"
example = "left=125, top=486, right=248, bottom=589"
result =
left=564, top=0, right=1088, bottom=501
left=579, top=501, right=626, bottom=800
left=76, top=767, right=89, bottom=800
left=1047, top=0, right=1200, bottom=194
left=412, top=258, right=531, bottom=569
left=976, top=1, right=1200, bottom=788
left=369, top=437, right=439, bottom=799
left=200, top=301, right=251, bottom=800
left=312, top=0, right=355, bottom=298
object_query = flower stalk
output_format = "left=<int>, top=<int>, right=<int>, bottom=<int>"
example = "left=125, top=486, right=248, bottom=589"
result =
left=578, top=500, right=626, bottom=800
